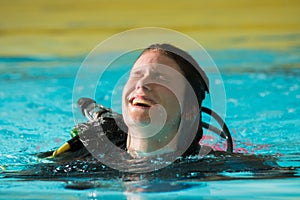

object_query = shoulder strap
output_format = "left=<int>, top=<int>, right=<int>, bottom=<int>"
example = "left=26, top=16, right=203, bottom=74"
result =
left=201, top=107, right=233, bottom=153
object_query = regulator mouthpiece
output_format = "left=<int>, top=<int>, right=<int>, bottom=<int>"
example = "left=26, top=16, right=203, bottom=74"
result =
left=77, top=98, right=111, bottom=121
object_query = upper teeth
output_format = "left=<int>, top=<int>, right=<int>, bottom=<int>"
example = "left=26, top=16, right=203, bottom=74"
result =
left=132, top=98, right=151, bottom=106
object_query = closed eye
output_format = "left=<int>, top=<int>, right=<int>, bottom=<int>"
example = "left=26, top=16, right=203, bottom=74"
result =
left=153, top=73, right=169, bottom=82
left=129, top=70, right=143, bottom=78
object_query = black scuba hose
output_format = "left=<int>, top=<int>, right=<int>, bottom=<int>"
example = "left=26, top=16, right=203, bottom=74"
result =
left=201, top=107, right=233, bottom=153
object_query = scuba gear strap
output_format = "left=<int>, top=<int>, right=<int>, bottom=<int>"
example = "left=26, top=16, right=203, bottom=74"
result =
left=201, top=107, right=233, bottom=153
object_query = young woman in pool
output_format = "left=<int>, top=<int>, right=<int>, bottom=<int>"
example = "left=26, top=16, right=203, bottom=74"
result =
left=26, top=44, right=291, bottom=179
left=40, top=43, right=231, bottom=161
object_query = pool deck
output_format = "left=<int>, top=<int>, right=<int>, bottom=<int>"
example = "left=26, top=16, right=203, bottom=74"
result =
left=0, top=0, right=299, bottom=57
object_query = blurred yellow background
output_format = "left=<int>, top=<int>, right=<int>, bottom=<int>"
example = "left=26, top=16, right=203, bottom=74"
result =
left=0, top=0, right=299, bottom=57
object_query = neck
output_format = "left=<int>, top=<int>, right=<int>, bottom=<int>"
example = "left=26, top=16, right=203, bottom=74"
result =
left=126, top=127, right=180, bottom=157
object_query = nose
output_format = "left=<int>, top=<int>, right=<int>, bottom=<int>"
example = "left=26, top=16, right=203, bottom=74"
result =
left=136, top=76, right=151, bottom=91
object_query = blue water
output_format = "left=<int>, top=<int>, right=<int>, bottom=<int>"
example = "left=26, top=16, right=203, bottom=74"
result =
left=0, top=49, right=300, bottom=199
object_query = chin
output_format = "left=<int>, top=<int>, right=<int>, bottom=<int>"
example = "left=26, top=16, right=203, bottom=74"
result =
left=133, top=117, right=151, bottom=127
left=128, top=114, right=151, bottom=127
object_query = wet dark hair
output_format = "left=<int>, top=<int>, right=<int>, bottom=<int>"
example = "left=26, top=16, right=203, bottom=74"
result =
left=141, top=43, right=209, bottom=156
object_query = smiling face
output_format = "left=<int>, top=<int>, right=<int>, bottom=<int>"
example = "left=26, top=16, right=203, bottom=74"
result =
left=122, top=50, right=187, bottom=135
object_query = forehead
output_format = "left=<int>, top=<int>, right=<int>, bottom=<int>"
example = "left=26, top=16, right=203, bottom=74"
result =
left=132, top=50, right=182, bottom=72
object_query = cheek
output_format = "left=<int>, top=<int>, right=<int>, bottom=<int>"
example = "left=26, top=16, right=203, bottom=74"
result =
left=157, top=81, right=187, bottom=123
left=159, top=88, right=181, bottom=113
left=122, top=81, right=133, bottom=99
left=122, top=82, right=132, bottom=112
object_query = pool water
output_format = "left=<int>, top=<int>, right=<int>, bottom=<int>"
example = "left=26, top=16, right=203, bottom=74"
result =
left=0, top=49, right=300, bottom=199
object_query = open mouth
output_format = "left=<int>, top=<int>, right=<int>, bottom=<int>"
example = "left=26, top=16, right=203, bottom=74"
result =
left=129, top=96, right=156, bottom=108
